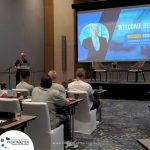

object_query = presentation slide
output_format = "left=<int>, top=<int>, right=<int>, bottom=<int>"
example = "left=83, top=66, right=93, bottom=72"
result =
left=77, top=5, right=150, bottom=62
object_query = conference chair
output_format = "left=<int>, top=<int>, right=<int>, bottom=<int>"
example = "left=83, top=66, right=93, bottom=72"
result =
left=68, top=90, right=96, bottom=135
left=91, top=62, right=107, bottom=81
left=22, top=102, right=64, bottom=150
left=0, top=98, right=21, bottom=119
left=12, top=88, right=30, bottom=97
left=127, top=61, right=146, bottom=82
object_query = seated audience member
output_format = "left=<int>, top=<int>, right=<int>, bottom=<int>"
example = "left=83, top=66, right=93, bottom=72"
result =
left=16, top=70, right=34, bottom=95
left=48, top=70, right=66, bottom=97
left=32, top=74, right=78, bottom=149
left=68, top=68, right=101, bottom=123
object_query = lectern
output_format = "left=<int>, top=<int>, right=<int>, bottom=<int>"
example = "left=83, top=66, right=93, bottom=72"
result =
left=16, top=65, right=30, bottom=85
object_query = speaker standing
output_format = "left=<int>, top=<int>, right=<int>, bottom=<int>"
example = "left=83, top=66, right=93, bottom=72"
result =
left=15, top=52, right=30, bottom=85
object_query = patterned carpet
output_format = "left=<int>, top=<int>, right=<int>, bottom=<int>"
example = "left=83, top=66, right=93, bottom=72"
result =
left=73, top=99, right=150, bottom=150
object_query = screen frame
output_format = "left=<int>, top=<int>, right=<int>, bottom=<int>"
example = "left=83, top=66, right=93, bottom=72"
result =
left=73, top=0, right=150, bottom=63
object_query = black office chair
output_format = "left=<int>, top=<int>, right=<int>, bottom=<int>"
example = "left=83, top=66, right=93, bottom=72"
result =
left=91, top=62, right=107, bottom=81
left=127, top=61, right=146, bottom=82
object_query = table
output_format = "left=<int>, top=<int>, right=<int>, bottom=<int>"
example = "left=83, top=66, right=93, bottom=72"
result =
left=97, top=89, right=108, bottom=94
left=62, top=98, right=83, bottom=141
left=137, top=138, right=150, bottom=150
left=0, top=115, right=37, bottom=134
left=94, top=89, right=108, bottom=99
left=70, top=98, right=83, bottom=141
left=94, top=89, right=108, bottom=122
left=138, top=102, right=150, bottom=149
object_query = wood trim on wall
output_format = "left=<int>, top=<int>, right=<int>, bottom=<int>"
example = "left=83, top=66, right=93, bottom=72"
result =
left=44, top=0, right=54, bottom=73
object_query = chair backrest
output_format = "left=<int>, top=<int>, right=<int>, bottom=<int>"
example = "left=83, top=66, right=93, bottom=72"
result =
left=22, top=102, right=51, bottom=150
left=68, top=90, right=92, bottom=110
left=68, top=90, right=96, bottom=134
left=0, top=98, right=21, bottom=113
left=131, top=61, right=145, bottom=69
left=22, top=102, right=51, bottom=131
left=12, top=88, right=30, bottom=97
left=68, top=90, right=92, bottom=121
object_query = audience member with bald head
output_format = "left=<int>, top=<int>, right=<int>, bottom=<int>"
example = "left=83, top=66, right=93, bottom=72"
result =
left=48, top=70, right=66, bottom=97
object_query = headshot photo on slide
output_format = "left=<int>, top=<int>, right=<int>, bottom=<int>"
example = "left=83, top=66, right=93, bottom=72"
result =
left=80, top=23, right=109, bottom=61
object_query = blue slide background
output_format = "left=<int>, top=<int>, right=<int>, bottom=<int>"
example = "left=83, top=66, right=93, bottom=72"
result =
left=105, top=6, right=150, bottom=61
left=77, top=5, right=150, bottom=62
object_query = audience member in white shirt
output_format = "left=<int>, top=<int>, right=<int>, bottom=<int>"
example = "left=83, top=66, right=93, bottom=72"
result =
left=68, top=68, right=102, bottom=122
left=16, top=70, right=34, bottom=95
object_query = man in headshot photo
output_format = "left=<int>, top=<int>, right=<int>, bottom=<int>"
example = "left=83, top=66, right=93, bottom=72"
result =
left=82, top=25, right=107, bottom=61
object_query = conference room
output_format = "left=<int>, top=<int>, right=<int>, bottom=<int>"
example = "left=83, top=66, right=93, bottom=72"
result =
left=0, top=0, right=150, bottom=150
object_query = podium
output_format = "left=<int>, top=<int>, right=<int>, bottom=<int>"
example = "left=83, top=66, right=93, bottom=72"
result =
left=16, top=66, right=30, bottom=85
left=17, top=66, right=30, bottom=70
